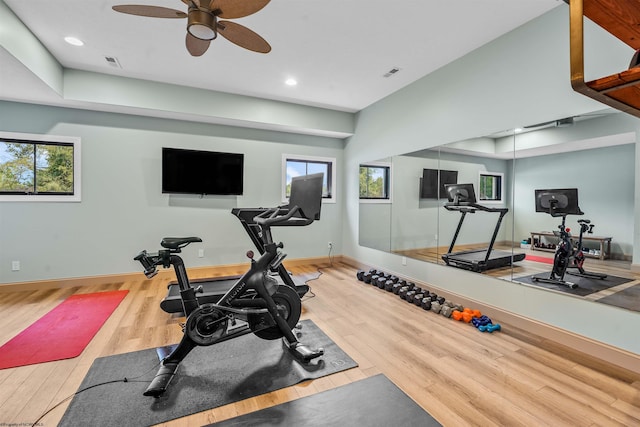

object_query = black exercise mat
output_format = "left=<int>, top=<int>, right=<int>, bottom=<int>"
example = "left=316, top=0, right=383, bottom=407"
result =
left=513, top=273, right=632, bottom=296
left=596, top=283, right=640, bottom=312
left=58, top=320, right=357, bottom=427
left=206, top=374, right=442, bottom=427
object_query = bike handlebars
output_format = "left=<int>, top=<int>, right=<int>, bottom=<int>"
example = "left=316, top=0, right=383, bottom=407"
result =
left=134, top=204, right=314, bottom=282
left=253, top=205, right=314, bottom=227
left=134, top=250, right=160, bottom=279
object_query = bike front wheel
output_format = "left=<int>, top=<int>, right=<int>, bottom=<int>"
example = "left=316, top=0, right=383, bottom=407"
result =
left=252, top=285, right=301, bottom=340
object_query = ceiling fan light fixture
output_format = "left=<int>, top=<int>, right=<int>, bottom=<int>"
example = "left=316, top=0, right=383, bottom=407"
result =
left=187, top=9, right=217, bottom=40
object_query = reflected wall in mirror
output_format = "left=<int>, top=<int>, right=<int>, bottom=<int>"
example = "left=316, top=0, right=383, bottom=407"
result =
left=358, top=158, right=392, bottom=252
left=509, top=113, right=637, bottom=304
left=358, top=109, right=640, bottom=314
left=433, top=134, right=516, bottom=277
left=382, top=131, right=517, bottom=277
left=389, top=150, right=440, bottom=263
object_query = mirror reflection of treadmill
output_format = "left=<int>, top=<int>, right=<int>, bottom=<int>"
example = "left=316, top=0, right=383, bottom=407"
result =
left=441, top=183, right=525, bottom=272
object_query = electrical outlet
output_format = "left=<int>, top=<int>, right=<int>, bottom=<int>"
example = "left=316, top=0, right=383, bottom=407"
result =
left=11, top=261, right=20, bottom=271
left=198, top=249, right=204, bottom=258
left=402, top=256, right=407, bottom=266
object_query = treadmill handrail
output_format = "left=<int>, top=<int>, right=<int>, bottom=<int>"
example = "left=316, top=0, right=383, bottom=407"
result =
left=444, top=202, right=509, bottom=264
left=444, top=201, right=508, bottom=215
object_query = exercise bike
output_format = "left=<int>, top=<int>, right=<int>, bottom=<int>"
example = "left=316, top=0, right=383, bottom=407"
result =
left=532, top=188, right=606, bottom=289
left=134, top=173, right=325, bottom=397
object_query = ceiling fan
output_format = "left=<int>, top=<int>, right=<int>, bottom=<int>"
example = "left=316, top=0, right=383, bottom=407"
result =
left=112, top=0, right=271, bottom=56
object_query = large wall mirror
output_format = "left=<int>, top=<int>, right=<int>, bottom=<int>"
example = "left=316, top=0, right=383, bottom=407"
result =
left=359, top=109, right=639, bottom=313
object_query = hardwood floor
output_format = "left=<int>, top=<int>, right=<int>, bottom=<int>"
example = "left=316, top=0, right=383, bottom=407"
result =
left=396, top=244, right=640, bottom=312
left=1, top=262, right=639, bottom=426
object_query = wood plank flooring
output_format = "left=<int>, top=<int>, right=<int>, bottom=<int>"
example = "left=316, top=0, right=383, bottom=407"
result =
left=0, top=262, right=639, bottom=426
left=396, top=244, right=640, bottom=312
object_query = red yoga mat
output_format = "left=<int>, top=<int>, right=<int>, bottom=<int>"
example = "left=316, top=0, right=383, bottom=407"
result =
left=0, top=290, right=128, bottom=369
left=525, top=254, right=554, bottom=265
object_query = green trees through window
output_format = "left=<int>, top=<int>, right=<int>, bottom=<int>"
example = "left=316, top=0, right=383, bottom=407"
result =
left=479, top=172, right=503, bottom=202
left=0, top=139, right=74, bottom=195
left=359, top=164, right=390, bottom=199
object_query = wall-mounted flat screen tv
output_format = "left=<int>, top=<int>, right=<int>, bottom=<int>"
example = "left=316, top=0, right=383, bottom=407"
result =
left=162, top=147, right=244, bottom=195
left=420, top=168, right=458, bottom=199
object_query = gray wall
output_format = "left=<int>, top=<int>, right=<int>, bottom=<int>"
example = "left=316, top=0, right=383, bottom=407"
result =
left=437, top=152, right=513, bottom=248
left=382, top=152, right=512, bottom=253
left=513, top=144, right=635, bottom=258
left=343, top=7, right=640, bottom=354
left=0, top=102, right=344, bottom=283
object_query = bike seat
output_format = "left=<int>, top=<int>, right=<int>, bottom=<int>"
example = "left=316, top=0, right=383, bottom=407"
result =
left=161, top=237, right=202, bottom=250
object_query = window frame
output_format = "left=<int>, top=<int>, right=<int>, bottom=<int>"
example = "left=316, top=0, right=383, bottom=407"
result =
left=282, top=154, right=336, bottom=204
left=0, top=131, right=81, bottom=202
left=478, top=171, right=504, bottom=204
left=359, top=161, right=392, bottom=204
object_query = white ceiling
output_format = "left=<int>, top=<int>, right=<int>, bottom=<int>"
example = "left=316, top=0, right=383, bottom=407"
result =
left=1, top=0, right=562, bottom=114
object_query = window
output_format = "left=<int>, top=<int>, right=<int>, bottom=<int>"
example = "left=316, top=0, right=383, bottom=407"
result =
left=479, top=172, right=503, bottom=203
left=359, top=163, right=391, bottom=201
left=282, top=154, right=336, bottom=203
left=0, top=131, right=81, bottom=202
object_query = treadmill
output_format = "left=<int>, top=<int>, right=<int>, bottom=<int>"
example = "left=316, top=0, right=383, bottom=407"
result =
left=441, top=183, right=525, bottom=273
left=159, top=207, right=310, bottom=313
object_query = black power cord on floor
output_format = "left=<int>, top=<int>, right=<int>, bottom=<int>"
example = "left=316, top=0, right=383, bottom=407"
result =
left=30, top=359, right=162, bottom=427
left=301, top=243, right=335, bottom=301
left=327, top=243, right=334, bottom=268
left=302, top=273, right=319, bottom=301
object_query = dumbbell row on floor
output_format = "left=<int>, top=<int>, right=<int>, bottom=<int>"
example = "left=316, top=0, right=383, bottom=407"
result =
left=355, top=268, right=501, bottom=332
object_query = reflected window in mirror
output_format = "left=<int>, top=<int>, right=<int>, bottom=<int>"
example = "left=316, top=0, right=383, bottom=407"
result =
left=479, top=172, right=503, bottom=203
left=359, top=162, right=391, bottom=202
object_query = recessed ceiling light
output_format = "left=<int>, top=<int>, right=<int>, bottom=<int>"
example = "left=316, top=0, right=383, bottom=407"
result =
left=285, top=78, right=297, bottom=86
left=64, top=36, right=84, bottom=46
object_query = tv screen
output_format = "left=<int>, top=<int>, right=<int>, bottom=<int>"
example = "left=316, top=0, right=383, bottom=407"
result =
left=534, top=188, right=582, bottom=215
left=162, top=147, right=244, bottom=195
left=444, top=183, right=477, bottom=204
left=420, top=169, right=438, bottom=199
left=420, top=169, right=458, bottom=199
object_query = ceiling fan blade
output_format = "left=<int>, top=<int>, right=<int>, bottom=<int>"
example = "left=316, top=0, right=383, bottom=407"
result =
left=186, top=32, right=210, bottom=56
left=112, top=5, right=187, bottom=18
left=217, top=21, right=271, bottom=53
left=209, top=0, right=270, bottom=19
